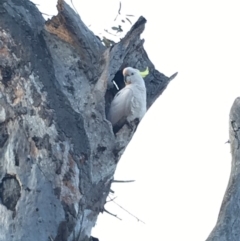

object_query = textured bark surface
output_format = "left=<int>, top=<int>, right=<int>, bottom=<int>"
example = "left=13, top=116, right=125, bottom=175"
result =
left=0, top=0, right=177, bottom=240
left=206, top=97, right=240, bottom=241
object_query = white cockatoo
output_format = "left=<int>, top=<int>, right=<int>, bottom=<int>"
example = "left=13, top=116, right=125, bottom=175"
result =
left=108, top=67, right=149, bottom=132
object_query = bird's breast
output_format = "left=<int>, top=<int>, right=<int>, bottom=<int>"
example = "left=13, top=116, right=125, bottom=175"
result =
left=128, top=85, right=146, bottom=122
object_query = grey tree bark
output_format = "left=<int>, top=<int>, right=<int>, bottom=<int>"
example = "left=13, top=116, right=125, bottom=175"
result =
left=0, top=0, right=177, bottom=240
left=206, top=98, right=240, bottom=241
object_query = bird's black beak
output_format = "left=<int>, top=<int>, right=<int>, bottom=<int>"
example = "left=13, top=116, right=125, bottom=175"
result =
left=124, top=75, right=131, bottom=85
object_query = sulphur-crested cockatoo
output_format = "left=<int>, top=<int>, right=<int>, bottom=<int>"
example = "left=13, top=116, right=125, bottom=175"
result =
left=108, top=67, right=149, bottom=132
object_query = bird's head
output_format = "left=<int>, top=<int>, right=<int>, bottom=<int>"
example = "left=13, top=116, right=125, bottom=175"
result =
left=123, top=67, right=149, bottom=85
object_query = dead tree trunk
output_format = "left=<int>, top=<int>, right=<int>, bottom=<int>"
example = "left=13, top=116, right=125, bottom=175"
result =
left=0, top=0, right=177, bottom=240
left=206, top=98, right=240, bottom=241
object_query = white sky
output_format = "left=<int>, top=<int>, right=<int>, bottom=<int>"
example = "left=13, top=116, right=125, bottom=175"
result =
left=31, top=0, right=240, bottom=240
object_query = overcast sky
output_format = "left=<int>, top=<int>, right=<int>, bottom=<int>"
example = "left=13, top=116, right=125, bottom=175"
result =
left=31, top=0, right=240, bottom=240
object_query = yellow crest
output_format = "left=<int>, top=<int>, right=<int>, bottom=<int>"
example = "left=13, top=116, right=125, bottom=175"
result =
left=139, top=67, right=149, bottom=78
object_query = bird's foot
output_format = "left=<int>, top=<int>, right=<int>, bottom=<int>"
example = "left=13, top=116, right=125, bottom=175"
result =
left=126, top=118, right=140, bottom=135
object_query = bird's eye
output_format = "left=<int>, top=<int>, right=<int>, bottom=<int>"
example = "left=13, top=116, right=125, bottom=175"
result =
left=131, top=73, right=134, bottom=75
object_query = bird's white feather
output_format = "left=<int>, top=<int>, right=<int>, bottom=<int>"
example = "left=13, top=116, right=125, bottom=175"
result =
left=108, top=87, right=133, bottom=127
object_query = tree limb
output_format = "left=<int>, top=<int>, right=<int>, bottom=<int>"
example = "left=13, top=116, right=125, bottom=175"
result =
left=112, top=180, right=135, bottom=183
left=0, top=0, right=176, bottom=240
left=206, top=97, right=240, bottom=240
left=103, top=208, right=122, bottom=221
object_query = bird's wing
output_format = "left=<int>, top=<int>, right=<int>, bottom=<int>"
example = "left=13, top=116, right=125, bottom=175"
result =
left=108, top=87, right=133, bottom=128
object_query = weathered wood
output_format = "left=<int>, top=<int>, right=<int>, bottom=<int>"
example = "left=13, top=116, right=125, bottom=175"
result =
left=0, top=0, right=177, bottom=240
left=206, top=97, right=240, bottom=241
